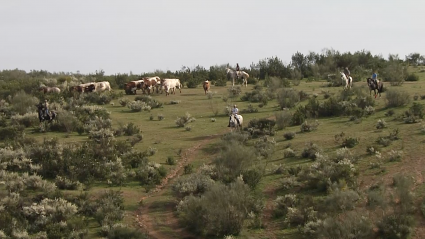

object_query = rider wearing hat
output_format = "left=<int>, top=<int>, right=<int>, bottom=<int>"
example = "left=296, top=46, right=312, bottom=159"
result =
left=236, top=63, right=240, bottom=79
left=228, top=104, right=240, bottom=127
left=43, top=99, right=49, bottom=116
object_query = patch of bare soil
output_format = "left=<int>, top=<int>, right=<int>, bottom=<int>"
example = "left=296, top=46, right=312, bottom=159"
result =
left=135, top=133, right=222, bottom=239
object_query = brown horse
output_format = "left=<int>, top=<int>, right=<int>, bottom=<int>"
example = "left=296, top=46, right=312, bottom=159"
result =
left=39, top=86, right=61, bottom=94
left=367, top=78, right=384, bottom=98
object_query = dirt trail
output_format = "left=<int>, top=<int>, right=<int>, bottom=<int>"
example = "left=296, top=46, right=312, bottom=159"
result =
left=135, top=133, right=222, bottom=239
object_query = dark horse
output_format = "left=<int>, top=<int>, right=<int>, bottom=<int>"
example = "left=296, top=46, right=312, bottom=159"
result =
left=36, top=103, right=57, bottom=123
left=367, top=78, right=384, bottom=98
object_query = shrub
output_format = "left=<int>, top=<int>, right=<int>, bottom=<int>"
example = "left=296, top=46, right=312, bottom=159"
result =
left=364, top=105, right=375, bottom=115
left=55, top=176, right=82, bottom=190
left=300, top=120, right=319, bottom=133
left=275, top=110, right=292, bottom=130
left=94, top=190, right=124, bottom=226
left=184, top=164, right=194, bottom=174
left=175, top=112, right=196, bottom=127
left=385, top=89, right=411, bottom=107
left=166, top=156, right=176, bottom=165
left=283, top=131, right=296, bottom=140
left=377, top=214, right=414, bottom=239
left=376, top=136, right=392, bottom=147
left=273, top=194, right=298, bottom=218
left=83, top=92, right=112, bottom=105
left=323, top=188, right=360, bottom=212
left=176, top=179, right=262, bottom=237
left=376, top=119, right=387, bottom=129
left=385, top=109, right=395, bottom=116
left=118, top=98, right=130, bottom=106
left=242, top=168, right=263, bottom=189
left=277, top=88, right=300, bottom=109
left=405, top=73, right=419, bottom=81
left=170, top=100, right=181, bottom=104
left=172, top=173, right=214, bottom=198
left=127, top=100, right=151, bottom=112
left=227, top=86, right=242, bottom=98
left=10, top=112, right=39, bottom=127
left=319, top=211, right=373, bottom=239
left=157, top=114, right=164, bottom=121
left=283, top=148, right=296, bottom=158
left=387, top=150, right=403, bottom=162
left=11, top=90, right=39, bottom=115
left=241, top=104, right=258, bottom=113
left=134, top=95, right=162, bottom=108
left=409, top=102, right=424, bottom=118
left=301, top=142, right=321, bottom=160
left=341, top=137, right=359, bottom=148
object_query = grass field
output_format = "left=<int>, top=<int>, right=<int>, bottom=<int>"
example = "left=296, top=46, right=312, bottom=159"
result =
left=23, top=67, right=425, bottom=238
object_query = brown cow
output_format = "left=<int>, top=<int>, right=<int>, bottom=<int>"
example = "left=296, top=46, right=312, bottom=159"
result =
left=203, top=80, right=210, bottom=95
left=125, top=80, right=144, bottom=95
left=140, top=77, right=160, bottom=95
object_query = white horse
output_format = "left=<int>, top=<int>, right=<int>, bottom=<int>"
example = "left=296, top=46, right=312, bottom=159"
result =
left=340, top=72, right=353, bottom=90
left=226, top=68, right=249, bottom=87
left=229, top=114, right=243, bottom=131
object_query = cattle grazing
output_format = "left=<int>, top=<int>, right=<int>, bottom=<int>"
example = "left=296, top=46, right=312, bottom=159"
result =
left=125, top=79, right=145, bottom=95
left=161, top=78, right=182, bottom=96
left=203, top=80, right=211, bottom=95
left=139, top=76, right=161, bottom=95
left=39, top=86, right=61, bottom=94
left=73, top=82, right=95, bottom=93
left=84, top=81, right=112, bottom=93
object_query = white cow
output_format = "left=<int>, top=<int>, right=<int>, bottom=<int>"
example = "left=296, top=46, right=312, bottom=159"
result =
left=161, top=78, right=182, bottom=96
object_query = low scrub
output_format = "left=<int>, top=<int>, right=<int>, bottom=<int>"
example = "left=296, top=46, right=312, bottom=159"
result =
left=127, top=100, right=151, bottom=112
left=175, top=112, right=196, bottom=127
left=385, top=89, right=410, bottom=107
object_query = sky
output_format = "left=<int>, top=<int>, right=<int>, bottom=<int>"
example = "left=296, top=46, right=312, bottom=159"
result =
left=0, top=0, right=424, bottom=75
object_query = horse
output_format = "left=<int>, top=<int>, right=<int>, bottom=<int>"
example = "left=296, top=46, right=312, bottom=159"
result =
left=367, top=78, right=384, bottom=98
left=39, top=86, right=61, bottom=94
left=229, top=114, right=243, bottom=131
left=36, top=103, right=57, bottom=123
left=340, top=72, right=353, bottom=90
left=226, top=68, right=249, bottom=87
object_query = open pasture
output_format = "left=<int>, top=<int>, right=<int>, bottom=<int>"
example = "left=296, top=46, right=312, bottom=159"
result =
left=3, top=67, right=425, bottom=239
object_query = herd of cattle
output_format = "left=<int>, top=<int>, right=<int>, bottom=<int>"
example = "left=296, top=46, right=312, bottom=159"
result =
left=39, top=77, right=213, bottom=96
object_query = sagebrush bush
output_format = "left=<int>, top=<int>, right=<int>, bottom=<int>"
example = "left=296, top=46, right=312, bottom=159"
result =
left=341, top=137, right=359, bottom=148
left=300, top=120, right=319, bottom=133
left=283, top=148, right=296, bottom=158
left=283, top=131, right=296, bottom=140
left=277, top=88, right=300, bottom=109
left=176, top=179, right=262, bottom=237
left=175, top=112, right=196, bottom=127
left=166, top=156, right=176, bottom=165
left=377, top=213, right=414, bottom=239
left=319, top=211, right=373, bottom=239
left=376, top=119, right=387, bottom=129
left=364, top=105, right=375, bottom=115
left=387, top=150, right=403, bottom=162
left=134, top=95, right=162, bottom=108
left=10, top=112, right=39, bottom=127
left=55, top=176, right=82, bottom=190
left=172, top=173, right=214, bottom=198
left=83, top=92, right=112, bottom=105
left=227, top=86, right=242, bottom=98
left=301, top=142, right=322, bottom=160
left=324, top=188, right=360, bottom=212
left=275, top=110, right=292, bottom=130
left=385, top=89, right=411, bottom=107
left=11, top=90, right=39, bottom=115
left=127, top=100, right=151, bottom=112
left=273, top=194, right=298, bottom=218
left=157, top=114, right=164, bottom=121
left=118, top=98, right=130, bottom=106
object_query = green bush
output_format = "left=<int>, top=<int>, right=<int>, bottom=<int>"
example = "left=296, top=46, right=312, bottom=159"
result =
left=301, top=142, right=322, bottom=160
left=283, top=131, right=296, bottom=140
left=175, top=112, right=196, bottom=127
left=275, top=110, right=292, bottom=130
left=172, top=173, right=214, bottom=198
left=377, top=214, right=414, bottom=239
left=405, top=73, right=419, bottom=81
left=166, top=156, right=176, bottom=165
left=134, top=95, right=162, bottom=108
left=127, top=101, right=151, bottom=112
left=242, top=168, right=263, bottom=189
left=300, top=120, right=319, bottom=133
left=385, top=89, right=411, bottom=107
left=277, top=88, right=300, bottom=109
left=176, top=179, right=262, bottom=237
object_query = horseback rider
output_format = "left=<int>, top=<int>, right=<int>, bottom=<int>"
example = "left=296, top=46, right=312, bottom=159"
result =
left=228, top=105, right=240, bottom=127
left=43, top=99, right=49, bottom=116
left=371, top=71, right=378, bottom=86
left=343, top=67, right=351, bottom=82
left=236, top=63, right=240, bottom=79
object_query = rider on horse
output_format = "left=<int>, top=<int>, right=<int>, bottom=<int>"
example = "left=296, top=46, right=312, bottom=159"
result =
left=228, top=105, right=240, bottom=127
left=371, top=71, right=378, bottom=87
left=344, top=67, right=351, bottom=83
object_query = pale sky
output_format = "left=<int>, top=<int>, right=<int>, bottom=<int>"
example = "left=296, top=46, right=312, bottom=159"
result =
left=1, top=0, right=424, bottom=75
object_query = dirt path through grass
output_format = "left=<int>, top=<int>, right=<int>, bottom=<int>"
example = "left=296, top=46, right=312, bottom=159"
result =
left=135, top=132, right=223, bottom=239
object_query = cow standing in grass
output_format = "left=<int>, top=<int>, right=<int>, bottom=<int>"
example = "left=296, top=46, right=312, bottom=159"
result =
left=161, top=78, right=182, bottom=96
left=203, top=80, right=211, bottom=94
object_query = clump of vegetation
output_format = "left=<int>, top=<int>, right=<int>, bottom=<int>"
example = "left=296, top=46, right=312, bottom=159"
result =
left=301, top=142, right=322, bottom=160
left=135, top=95, right=162, bottom=108
left=385, top=89, right=410, bottom=107
left=283, top=148, right=296, bottom=158
left=300, top=120, right=319, bottom=132
left=376, top=119, right=387, bottom=129
left=241, top=104, right=259, bottom=113
left=127, top=100, right=151, bottom=112
left=275, top=110, right=292, bottom=130
left=170, top=100, right=181, bottom=104
left=166, top=156, right=176, bottom=165
left=277, top=88, right=300, bottom=109
left=175, top=112, right=196, bottom=127
left=157, top=114, right=164, bottom=121
left=283, top=131, right=296, bottom=140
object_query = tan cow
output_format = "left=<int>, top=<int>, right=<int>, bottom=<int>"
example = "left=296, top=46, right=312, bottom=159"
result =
left=203, top=80, right=210, bottom=94
left=161, top=78, right=182, bottom=96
